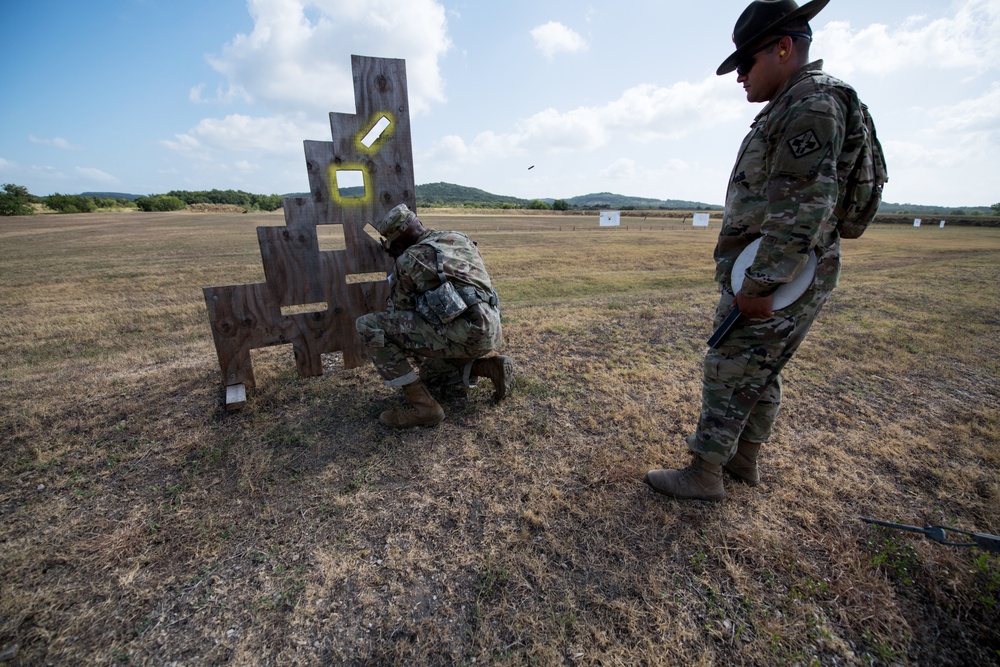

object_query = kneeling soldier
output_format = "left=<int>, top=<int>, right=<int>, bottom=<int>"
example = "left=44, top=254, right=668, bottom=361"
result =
left=356, top=204, right=513, bottom=428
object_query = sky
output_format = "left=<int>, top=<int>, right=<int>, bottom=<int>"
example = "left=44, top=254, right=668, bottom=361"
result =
left=2, top=0, right=998, bottom=207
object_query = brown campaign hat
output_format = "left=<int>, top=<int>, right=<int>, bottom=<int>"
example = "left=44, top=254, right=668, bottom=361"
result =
left=717, top=0, right=830, bottom=75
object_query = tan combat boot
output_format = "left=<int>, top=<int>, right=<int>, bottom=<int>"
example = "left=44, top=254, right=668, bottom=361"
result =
left=471, top=355, right=514, bottom=401
left=379, top=380, right=445, bottom=428
left=724, top=439, right=761, bottom=486
left=645, top=455, right=725, bottom=502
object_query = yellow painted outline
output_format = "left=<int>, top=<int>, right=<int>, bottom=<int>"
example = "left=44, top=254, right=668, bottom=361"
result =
left=328, top=163, right=372, bottom=206
left=327, top=112, right=396, bottom=206
left=356, top=111, right=395, bottom=154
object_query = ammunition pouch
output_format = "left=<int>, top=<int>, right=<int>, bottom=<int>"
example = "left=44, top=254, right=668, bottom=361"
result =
left=416, top=282, right=500, bottom=326
left=414, top=233, right=500, bottom=326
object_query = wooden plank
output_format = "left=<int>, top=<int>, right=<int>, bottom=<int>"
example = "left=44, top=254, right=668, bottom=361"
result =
left=225, top=384, right=247, bottom=411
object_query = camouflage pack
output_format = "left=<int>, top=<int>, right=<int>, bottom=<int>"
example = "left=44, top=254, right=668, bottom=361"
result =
left=834, top=99, right=888, bottom=239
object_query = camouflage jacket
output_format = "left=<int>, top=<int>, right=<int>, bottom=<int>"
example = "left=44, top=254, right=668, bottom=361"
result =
left=389, top=229, right=495, bottom=312
left=717, top=60, right=868, bottom=297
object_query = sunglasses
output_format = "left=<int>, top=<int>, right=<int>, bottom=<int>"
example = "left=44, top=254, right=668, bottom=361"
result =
left=736, top=38, right=782, bottom=77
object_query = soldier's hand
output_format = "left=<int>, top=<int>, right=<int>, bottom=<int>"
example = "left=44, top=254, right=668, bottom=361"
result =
left=735, top=292, right=774, bottom=320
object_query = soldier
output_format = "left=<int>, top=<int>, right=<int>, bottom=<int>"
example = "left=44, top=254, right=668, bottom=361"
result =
left=356, top=203, right=514, bottom=428
left=646, top=0, right=871, bottom=500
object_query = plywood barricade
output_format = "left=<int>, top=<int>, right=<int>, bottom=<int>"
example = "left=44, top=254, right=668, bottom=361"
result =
left=203, top=55, right=415, bottom=409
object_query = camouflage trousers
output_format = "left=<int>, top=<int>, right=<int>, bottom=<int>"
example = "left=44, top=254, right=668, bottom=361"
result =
left=688, top=285, right=832, bottom=465
left=355, top=304, right=502, bottom=388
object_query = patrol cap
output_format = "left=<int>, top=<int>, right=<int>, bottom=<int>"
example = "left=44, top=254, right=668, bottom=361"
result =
left=717, top=0, right=829, bottom=76
left=375, top=203, right=417, bottom=244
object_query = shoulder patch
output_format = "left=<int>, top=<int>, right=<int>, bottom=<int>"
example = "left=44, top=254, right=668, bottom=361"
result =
left=788, top=130, right=822, bottom=158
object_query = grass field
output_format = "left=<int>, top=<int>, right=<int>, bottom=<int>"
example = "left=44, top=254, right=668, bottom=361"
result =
left=1, top=210, right=998, bottom=666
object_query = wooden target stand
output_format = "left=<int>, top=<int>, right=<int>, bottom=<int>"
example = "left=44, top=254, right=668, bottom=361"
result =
left=203, top=55, right=415, bottom=410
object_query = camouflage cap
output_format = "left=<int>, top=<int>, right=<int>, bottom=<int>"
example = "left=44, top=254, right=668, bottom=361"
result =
left=375, top=203, right=417, bottom=244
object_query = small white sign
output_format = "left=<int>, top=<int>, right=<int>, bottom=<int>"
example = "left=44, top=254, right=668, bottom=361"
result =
left=599, top=211, right=620, bottom=227
left=913, top=218, right=922, bottom=227
left=693, top=212, right=710, bottom=227
left=940, top=220, right=946, bottom=228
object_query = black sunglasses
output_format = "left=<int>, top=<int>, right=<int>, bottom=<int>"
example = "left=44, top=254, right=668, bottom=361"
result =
left=736, top=38, right=782, bottom=77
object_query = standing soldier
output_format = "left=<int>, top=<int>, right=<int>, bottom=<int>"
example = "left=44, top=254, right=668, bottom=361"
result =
left=646, top=0, right=877, bottom=500
left=356, top=204, right=513, bottom=428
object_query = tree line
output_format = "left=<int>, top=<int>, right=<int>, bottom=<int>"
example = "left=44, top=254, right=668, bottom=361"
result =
left=3, top=182, right=1000, bottom=218
left=0, top=184, right=285, bottom=215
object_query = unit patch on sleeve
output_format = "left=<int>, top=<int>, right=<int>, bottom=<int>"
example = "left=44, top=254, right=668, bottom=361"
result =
left=788, top=130, right=821, bottom=158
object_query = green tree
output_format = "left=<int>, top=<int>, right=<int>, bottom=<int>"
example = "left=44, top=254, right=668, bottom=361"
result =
left=552, top=199, right=570, bottom=211
left=135, top=195, right=186, bottom=212
left=992, top=202, right=1000, bottom=215
left=44, top=193, right=97, bottom=213
left=0, top=183, right=34, bottom=216
left=527, top=199, right=551, bottom=210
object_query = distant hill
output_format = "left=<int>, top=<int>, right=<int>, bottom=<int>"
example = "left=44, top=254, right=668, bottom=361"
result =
left=73, top=186, right=993, bottom=215
left=879, top=202, right=993, bottom=216
left=417, top=182, right=529, bottom=207
left=285, top=183, right=724, bottom=210
left=415, top=184, right=722, bottom=210
left=563, top=192, right=722, bottom=210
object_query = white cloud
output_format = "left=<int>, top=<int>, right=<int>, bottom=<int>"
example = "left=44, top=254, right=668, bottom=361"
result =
left=29, top=135, right=84, bottom=151
left=0, top=156, right=15, bottom=172
left=530, top=21, right=587, bottom=59
left=203, top=0, right=451, bottom=116
left=162, top=113, right=328, bottom=161
left=598, top=157, right=691, bottom=182
left=816, top=0, right=1000, bottom=75
left=929, top=82, right=1000, bottom=135
left=188, top=82, right=251, bottom=105
left=426, top=74, right=743, bottom=164
left=75, top=167, right=119, bottom=185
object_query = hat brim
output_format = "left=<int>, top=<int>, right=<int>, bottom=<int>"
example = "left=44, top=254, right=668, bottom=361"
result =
left=716, top=0, right=830, bottom=75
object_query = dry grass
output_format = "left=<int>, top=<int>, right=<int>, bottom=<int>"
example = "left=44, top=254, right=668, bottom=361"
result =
left=1, top=211, right=998, bottom=666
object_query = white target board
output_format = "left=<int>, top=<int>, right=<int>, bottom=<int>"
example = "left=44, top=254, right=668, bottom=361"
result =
left=940, top=220, right=946, bottom=228
left=913, top=218, right=922, bottom=227
left=599, top=211, right=620, bottom=227
left=693, top=212, right=710, bottom=227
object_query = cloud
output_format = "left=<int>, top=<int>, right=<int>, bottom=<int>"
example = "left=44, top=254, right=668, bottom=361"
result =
left=75, top=167, right=119, bottom=186
left=426, top=75, right=743, bottom=164
left=203, top=0, right=451, bottom=117
left=29, top=135, right=84, bottom=151
left=188, top=82, right=251, bottom=105
left=162, top=113, right=329, bottom=161
left=929, top=82, right=1000, bottom=135
left=598, top=157, right=691, bottom=182
left=530, top=21, right=587, bottom=59
left=816, top=0, right=1000, bottom=75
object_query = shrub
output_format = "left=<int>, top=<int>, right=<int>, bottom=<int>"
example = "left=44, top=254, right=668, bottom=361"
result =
left=44, top=193, right=97, bottom=213
left=0, top=183, right=34, bottom=216
left=135, top=195, right=187, bottom=212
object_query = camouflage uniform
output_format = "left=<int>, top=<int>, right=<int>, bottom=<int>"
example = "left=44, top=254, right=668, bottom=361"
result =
left=690, top=60, right=868, bottom=465
left=355, top=228, right=503, bottom=389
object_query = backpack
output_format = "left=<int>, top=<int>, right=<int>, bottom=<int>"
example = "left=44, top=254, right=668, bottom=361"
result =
left=834, top=100, right=888, bottom=239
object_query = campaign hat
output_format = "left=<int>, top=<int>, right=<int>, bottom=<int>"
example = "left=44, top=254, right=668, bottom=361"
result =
left=717, top=0, right=829, bottom=75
